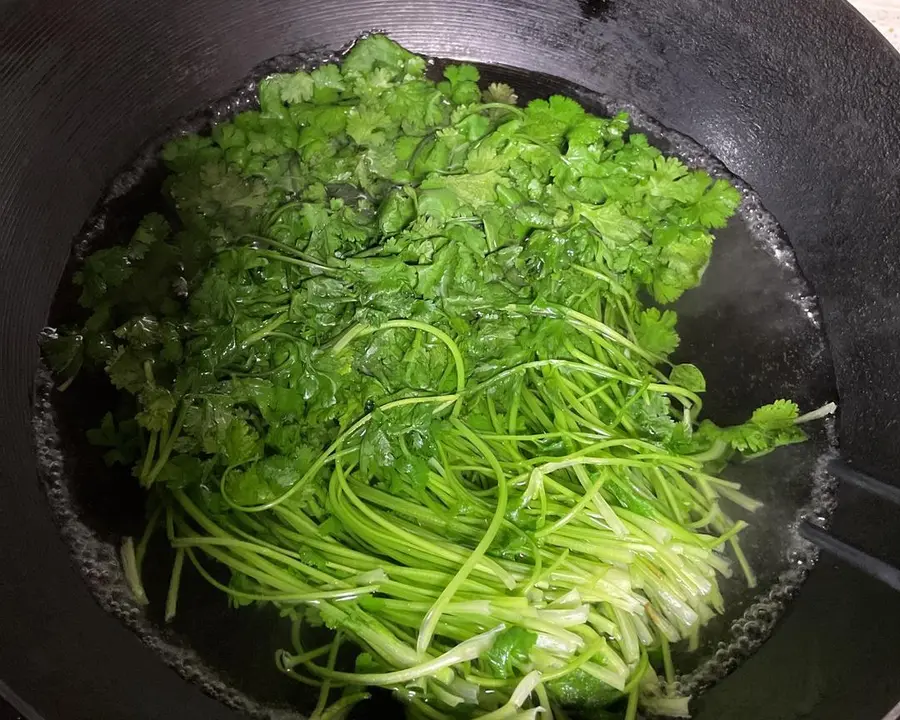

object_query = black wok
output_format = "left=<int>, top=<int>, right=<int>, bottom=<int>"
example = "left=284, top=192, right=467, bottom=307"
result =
left=1, top=1, right=900, bottom=719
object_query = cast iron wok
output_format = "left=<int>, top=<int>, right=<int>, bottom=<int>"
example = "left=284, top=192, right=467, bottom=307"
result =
left=2, top=1, right=900, bottom=719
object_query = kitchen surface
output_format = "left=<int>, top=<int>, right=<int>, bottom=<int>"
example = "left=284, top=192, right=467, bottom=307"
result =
left=850, top=0, right=900, bottom=48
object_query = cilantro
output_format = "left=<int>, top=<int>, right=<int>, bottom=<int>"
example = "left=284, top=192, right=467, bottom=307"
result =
left=438, top=64, right=482, bottom=104
left=42, top=330, right=84, bottom=389
left=43, top=33, right=829, bottom=720
left=481, top=627, right=537, bottom=678
left=683, top=399, right=809, bottom=461
left=443, top=64, right=480, bottom=85
left=341, top=34, right=423, bottom=78
left=155, top=454, right=205, bottom=489
left=725, top=399, right=808, bottom=455
left=751, top=398, right=801, bottom=427
left=265, top=71, right=315, bottom=105
left=685, top=178, right=742, bottom=228
left=482, top=81, right=518, bottom=105
left=135, top=385, right=177, bottom=431
left=86, top=412, right=140, bottom=466
left=634, top=307, right=680, bottom=357
left=346, top=105, right=390, bottom=146
left=547, top=668, right=623, bottom=711
left=524, top=95, right=586, bottom=142
left=105, top=348, right=147, bottom=393
left=311, top=64, right=344, bottom=91
left=222, top=419, right=261, bottom=466
left=669, top=363, right=706, bottom=392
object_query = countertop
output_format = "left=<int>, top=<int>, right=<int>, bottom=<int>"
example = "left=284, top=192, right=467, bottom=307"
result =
left=849, top=0, right=900, bottom=50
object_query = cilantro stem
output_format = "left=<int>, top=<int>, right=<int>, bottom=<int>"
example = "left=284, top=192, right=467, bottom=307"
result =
left=416, top=421, right=510, bottom=656
left=184, top=548, right=379, bottom=602
left=145, top=402, right=188, bottom=486
left=308, top=625, right=505, bottom=685
left=311, top=632, right=342, bottom=719
left=534, top=472, right=609, bottom=539
left=277, top=644, right=333, bottom=670
left=660, top=632, right=675, bottom=685
left=253, top=248, right=343, bottom=274
left=138, top=431, right=158, bottom=486
left=135, top=502, right=163, bottom=570
left=240, top=233, right=343, bottom=269
left=572, top=264, right=632, bottom=305
left=242, top=312, right=291, bottom=346
left=460, top=102, right=526, bottom=119
left=795, top=401, right=837, bottom=424
left=317, top=692, right=371, bottom=720
left=729, top=535, right=757, bottom=588
left=120, top=537, right=149, bottom=605
left=623, top=649, right=650, bottom=695
left=164, top=548, right=185, bottom=622
left=56, top=374, right=76, bottom=392
left=541, top=639, right=609, bottom=683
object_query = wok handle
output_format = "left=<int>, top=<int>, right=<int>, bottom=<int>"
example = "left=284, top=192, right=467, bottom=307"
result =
left=799, top=459, right=900, bottom=592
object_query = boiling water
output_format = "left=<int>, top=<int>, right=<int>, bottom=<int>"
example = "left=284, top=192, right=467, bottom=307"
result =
left=34, top=42, right=838, bottom=719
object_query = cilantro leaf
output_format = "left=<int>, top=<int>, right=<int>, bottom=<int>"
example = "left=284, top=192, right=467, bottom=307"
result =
left=634, top=307, right=680, bottom=357
left=136, top=385, right=177, bottom=431
left=105, top=348, right=148, bottom=393
left=670, top=363, right=706, bottom=392
left=548, top=668, right=623, bottom=710
left=439, top=64, right=482, bottom=104
left=685, top=178, right=742, bottom=228
left=482, top=82, right=518, bottom=105
left=481, top=627, right=537, bottom=678
left=443, top=64, right=480, bottom=86
left=42, top=330, right=84, bottom=385
left=342, top=34, right=423, bottom=78
left=222, top=419, right=261, bottom=466
left=86, top=413, right=140, bottom=466
left=156, top=454, right=205, bottom=489
left=751, top=399, right=800, bottom=428
left=707, top=400, right=808, bottom=456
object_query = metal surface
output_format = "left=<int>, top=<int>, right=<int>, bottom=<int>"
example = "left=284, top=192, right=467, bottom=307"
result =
left=801, top=523, right=900, bottom=592
left=0, top=681, right=41, bottom=720
left=799, top=460, right=900, bottom=592
left=1, top=1, right=900, bottom=719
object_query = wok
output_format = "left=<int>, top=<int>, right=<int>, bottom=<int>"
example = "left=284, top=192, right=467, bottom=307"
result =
left=1, top=1, right=900, bottom=719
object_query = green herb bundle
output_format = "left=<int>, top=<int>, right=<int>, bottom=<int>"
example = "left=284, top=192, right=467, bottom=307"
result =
left=45, top=34, right=828, bottom=720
